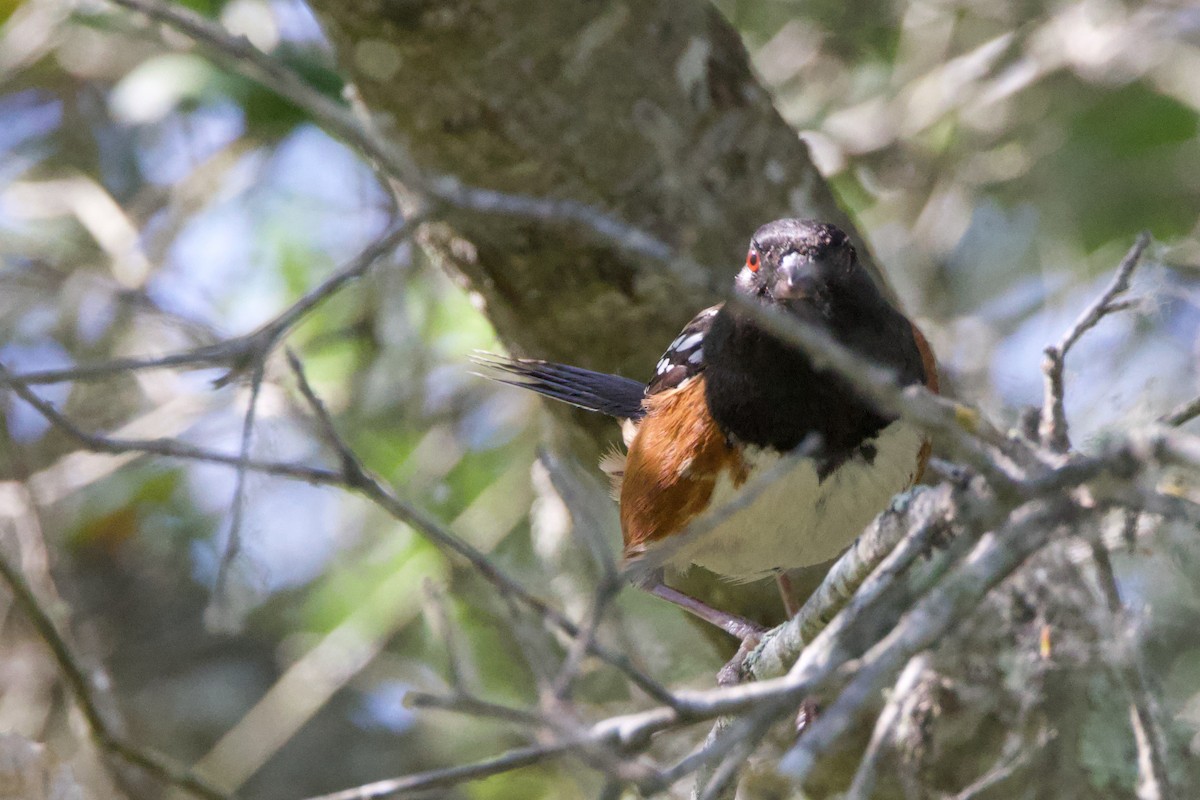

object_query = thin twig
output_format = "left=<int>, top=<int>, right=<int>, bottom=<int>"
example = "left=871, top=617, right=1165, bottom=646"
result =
left=0, top=551, right=231, bottom=800
left=947, top=732, right=1047, bottom=800
left=404, top=691, right=546, bottom=728
left=1160, top=395, right=1200, bottom=428
left=211, top=359, right=266, bottom=613
left=296, top=739, right=581, bottom=800
left=283, top=349, right=681, bottom=707
left=746, top=483, right=959, bottom=681
left=0, top=363, right=342, bottom=483
left=846, top=653, right=932, bottom=800
left=1090, top=544, right=1173, bottom=800
left=778, top=496, right=1105, bottom=784
left=419, top=580, right=475, bottom=694
left=1040, top=233, right=1151, bottom=452
left=7, top=216, right=422, bottom=388
left=551, top=574, right=620, bottom=701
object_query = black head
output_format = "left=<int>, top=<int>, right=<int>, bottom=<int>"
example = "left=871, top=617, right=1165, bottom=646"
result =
left=735, top=219, right=873, bottom=315
left=705, top=218, right=926, bottom=458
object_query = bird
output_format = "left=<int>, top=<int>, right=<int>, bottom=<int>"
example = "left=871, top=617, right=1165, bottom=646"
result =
left=475, top=219, right=938, bottom=641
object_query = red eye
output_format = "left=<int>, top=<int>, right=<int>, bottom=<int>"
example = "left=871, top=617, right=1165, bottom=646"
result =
left=746, top=251, right=759, bottom=272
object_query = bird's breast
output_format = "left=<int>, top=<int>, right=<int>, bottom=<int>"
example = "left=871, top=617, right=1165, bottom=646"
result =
left=668, top=420, right=927, bottom=580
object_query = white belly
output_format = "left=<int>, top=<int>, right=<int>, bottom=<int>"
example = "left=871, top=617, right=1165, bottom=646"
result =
left=667, top=421, right=925, bottom=580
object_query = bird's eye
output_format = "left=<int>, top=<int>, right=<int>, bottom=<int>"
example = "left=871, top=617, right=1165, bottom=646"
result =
left=746, top=251, right=759, bottom=273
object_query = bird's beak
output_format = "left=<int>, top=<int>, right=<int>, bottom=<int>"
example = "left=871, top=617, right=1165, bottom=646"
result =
left=772, top=252, right=816, bottom=300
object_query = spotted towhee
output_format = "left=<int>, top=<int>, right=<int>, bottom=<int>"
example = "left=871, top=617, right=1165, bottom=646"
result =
left=477, top=219, right=938, bottom=640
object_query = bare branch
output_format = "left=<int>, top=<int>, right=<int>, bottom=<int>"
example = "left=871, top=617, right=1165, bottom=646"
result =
left=948, top=732, right=1047, bottom=800
left=1090, top=544, right=1174, bottom=800
left=9, top=217, right=422, bottom=388
left=1040, top=233, right=1151, bottom=452
left=296, top=739, right=581, bottom=800
left=745, top=483, right=959, bottom=681
left=1160, top=395, right=1200, bottom=428
left=282, top=348, right=681, bottom=707
left=778, top=495, right=1103, bottom=784
left=418, top=581, right=475, bottom=695
left=211, top=359, right=266, bottom=617
left=0, top=551, right=230, bottom=800
left=404, top=691, right=546, bottom=728
left=0, top=364, right=342, bottom=483
left=846, top=653, right=932, bottom=800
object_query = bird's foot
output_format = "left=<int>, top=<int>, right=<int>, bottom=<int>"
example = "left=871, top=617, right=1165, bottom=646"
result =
left=717, top=631, right=764, bottom=686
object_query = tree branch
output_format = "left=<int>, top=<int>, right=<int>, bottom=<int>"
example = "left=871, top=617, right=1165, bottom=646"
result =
left=0, top=550, right=230, bottom=800
left=1039, top=233, right=1151, bottom=452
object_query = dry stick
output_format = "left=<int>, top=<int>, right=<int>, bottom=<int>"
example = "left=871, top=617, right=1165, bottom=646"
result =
left=1037, top=232, right=1172, bottom=798
left=694, top=715, right=771, bottom=800
left=296, top=738, right=582, bottom=800
left=949, top=733, right=1047, bottom=800
left=211, top=358, right=266, bottom=612
left=1160, top=395, right=1200, bottom=428
left=845, top=653, right=932, bottom=800
left=0, top=552, right=231, bottom=800
left=10, top=216, right=423, bottom=387
left=778, top=496, right=1095, bottom=783
left=281, top=350, right=681, bottom=707
left=550, top=574, right=621, bottom=701
left=686, top=484, right=957, bottom=798
left=404, top=691, right=547, bottom=728
left=419, top=579, right=474, bottom=694
left=0, top=363, right=342, bottom=483
left=1040, top=233, right=1151, bottom=452
left=746, top=483, right=959, bottom=681
left=1090, top=543, right=1173, bottom=800
left=681, top=708, right=778, bottom=800
left=105, top=0, right=420, bottom=187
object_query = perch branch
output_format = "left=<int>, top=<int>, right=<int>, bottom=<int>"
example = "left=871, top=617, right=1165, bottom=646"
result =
left=1039, top=233, right=1150, bottom=452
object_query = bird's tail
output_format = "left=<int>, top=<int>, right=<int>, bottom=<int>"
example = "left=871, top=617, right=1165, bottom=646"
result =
left=471, top=353, right=647, bottom=420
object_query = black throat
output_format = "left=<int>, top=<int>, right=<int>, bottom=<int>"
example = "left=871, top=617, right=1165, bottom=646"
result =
left=702, top=295, right=926, bottom=475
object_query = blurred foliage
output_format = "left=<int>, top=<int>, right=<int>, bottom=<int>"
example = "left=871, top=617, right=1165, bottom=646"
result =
left=0, top=0, right=1197, bottom=798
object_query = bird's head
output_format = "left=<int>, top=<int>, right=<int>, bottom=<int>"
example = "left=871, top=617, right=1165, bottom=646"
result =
left=735, top=219, right=870, bottom=315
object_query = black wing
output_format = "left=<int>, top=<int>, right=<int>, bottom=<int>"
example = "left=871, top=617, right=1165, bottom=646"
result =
left=472, top=354, right=647, bottom=419
left=645, top=304, right=721, bottom=396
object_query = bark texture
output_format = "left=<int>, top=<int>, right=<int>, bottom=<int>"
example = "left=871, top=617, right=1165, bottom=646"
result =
left=308, top=0, right=871, bottom=379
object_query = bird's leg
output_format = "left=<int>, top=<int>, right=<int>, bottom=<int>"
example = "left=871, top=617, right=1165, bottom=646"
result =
left=775, top=570, right=801, bottom=618
left=646, top=581, right=766, bottom=641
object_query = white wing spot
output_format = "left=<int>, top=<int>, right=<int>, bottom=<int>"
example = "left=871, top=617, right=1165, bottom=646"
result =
left=656, top=358, right=669, bottom=374
left=668, top=335, right=686, bottom=350
left=687, top=348, right=704, bottom=364
left=677, top=332, right=704, bottom=351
